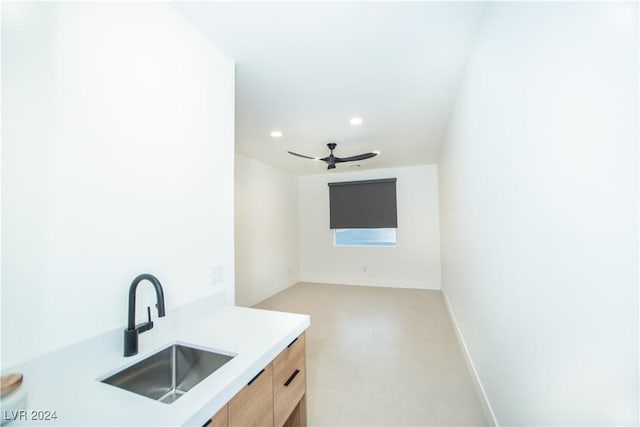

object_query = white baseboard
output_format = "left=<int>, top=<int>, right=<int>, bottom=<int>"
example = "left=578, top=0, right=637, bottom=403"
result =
left=299, top=277, right=440, bottom=290
left=442, top=291, right=499, bottom=426
left=236, top=281, right=297, bottom=307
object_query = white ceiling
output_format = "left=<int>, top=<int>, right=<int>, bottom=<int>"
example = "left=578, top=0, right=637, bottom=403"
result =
left=172, top=2, right=485, bottom=175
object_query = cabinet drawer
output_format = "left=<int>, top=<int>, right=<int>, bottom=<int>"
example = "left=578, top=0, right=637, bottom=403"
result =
left=273, top=334, right=306, bottom=427
left=229, top=364, right=274, bottom=427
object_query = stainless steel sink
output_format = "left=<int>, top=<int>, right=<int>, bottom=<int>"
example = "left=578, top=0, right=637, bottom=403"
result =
left=101, top=344, right=234, bottom=404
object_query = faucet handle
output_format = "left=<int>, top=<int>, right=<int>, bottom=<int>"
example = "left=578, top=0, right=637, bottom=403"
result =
left=142, top=306, right=154, bottom=333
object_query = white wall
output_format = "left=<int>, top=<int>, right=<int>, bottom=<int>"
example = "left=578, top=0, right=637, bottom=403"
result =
left=2, top=2, right=235, bottom=367
left=299, top=165, right=441, bottom=289
left=438, top=3, right=638, bottom=425
left=235, top=155, right=299, bottom=307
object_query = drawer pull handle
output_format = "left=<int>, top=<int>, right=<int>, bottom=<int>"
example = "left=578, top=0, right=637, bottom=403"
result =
left=287, top=337, right=298, bottom=348
left=248, top=368, right=265, bottom=386
left=202, top=420, right=212, bottom=427
left=284, top=369, right=300, bottom=387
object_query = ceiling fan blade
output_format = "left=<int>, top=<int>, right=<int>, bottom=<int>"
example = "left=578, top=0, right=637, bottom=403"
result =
left=334, top=152, right=378, bottom=163
left=287, top=151, right=319, bottom=160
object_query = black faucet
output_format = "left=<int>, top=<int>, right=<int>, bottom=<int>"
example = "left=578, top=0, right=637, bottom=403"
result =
left=123, top=273, right=166, bottom=357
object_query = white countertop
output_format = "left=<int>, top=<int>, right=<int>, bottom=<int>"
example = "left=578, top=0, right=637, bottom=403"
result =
left=3, top=298, right=310, bottom=426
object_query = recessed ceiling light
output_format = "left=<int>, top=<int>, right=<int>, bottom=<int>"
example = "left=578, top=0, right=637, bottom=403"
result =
left=349, top=117, right=363, bottom=126
left=270, top=131, right=283, bottom=138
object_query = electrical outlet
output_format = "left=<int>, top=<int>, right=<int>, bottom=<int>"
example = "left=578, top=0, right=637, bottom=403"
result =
left=211, top=265, right=223, bottom=285
left=363, top=266, right=367, bottom=273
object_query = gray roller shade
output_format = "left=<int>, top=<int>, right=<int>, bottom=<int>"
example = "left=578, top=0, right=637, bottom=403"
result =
left=328, top=178, right=397, bottom=229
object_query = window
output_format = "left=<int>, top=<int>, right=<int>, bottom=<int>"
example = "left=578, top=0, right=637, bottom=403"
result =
left=328, top=178, right=398, bottom=247
left=334, top=228, right=397, bottom=247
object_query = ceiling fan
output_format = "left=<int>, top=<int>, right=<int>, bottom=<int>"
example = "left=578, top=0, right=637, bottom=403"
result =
left=287, top=143, right=379, bottom=170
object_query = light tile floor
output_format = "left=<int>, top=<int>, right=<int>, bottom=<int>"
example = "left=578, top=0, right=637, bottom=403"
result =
left=254, top=283, right=488, bottom=426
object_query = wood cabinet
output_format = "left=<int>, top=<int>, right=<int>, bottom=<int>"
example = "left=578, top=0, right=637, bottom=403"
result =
left=229, top=365, right=274, bottom=427
left=204, top=333, right=307, bottom=427
left=207, top=405, right=228, bottom=427
left=273, top=334, right=306, bottom=427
